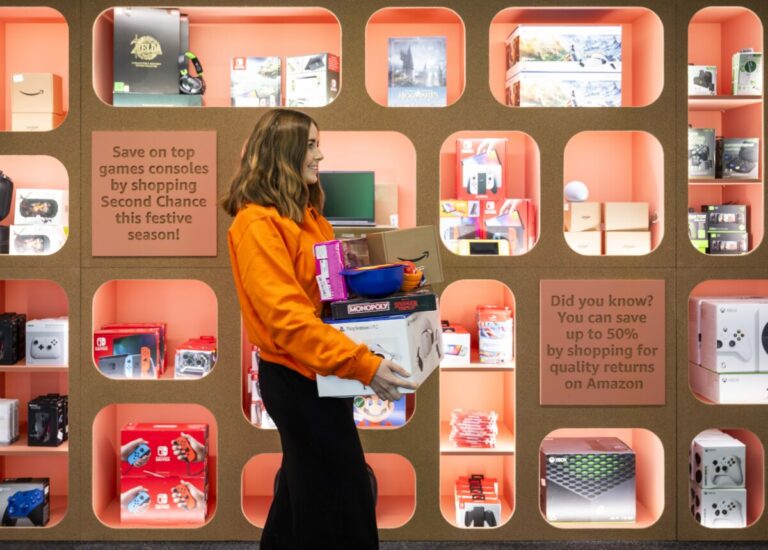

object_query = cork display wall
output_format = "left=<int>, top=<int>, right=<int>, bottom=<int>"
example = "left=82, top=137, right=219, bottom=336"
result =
left=0, top=0, right=766, bottom=543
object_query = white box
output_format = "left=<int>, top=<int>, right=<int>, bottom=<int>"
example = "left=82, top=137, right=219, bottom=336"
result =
left=505, top=72, right=621, bottom=107
left=564, top=202, right=601, bottom=232
left=732, top=50, right=762, bottom=95
left=564, top=230, right=602, bottom=255
left=317, top=310, right=443, bottom=397
left=690, top=486, right=747, bottom=528
left=604, top=231, right=651, bottom=256
left=0, top=399, right=19, bottom=445
left=689, top=362, right=768, bottom=404
left=26, top=317, right=68, bottom=366
left=700, top=299, right=768, bottom=373
left=603, top=202, right=649, bottom=232
left=230, top=56, right=281, bottom=107
left=688, top=65, right=717, bottom=95
left=13, top=189, right=68, bottom=226
left=9, top=224, right=67, bottom=255
left=441, top=324, right=471, bottom=366
left=688, top=297, right=763, bottom=367
left=286, top=53, right=340, bottom=107
left=690, top=432, right=746, bottom=488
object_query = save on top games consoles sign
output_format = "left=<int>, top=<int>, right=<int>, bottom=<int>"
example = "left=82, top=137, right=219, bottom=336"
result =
left=91, top=131, right=217, bottom=256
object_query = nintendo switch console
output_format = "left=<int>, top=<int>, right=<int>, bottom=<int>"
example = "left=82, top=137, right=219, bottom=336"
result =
left=690, top=431, right=745, bottom=489
left=0, top=478, right=49, bottom=526
left=690, top=486, right=746, bottom=528
left=26, top=317, right=68, bottom=366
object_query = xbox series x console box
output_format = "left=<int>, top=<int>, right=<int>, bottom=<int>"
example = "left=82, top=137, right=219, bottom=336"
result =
left=505, top=72, right=622, bottom=107
left=113, top=7, right=182, bottom=95
left=388, top=36, right=447, bottom=107
left=0, top=478, right=49, bottom=527
left=25, top=318, right=68, bottom=366
left=0, top=399, right=19, bottom=445
left=688, top=65, right=717, bottom=95
left=286, top=53, right=339, bottom=107
left=230, top=56, right=281, bottom=107
left=690, top=486, right=747, bottom=528
left=689, top=362, right=768, bottom=404
left=718, top=138, right=759, bottom=179
left=690, top=431, right=745, bottom=489
left=540, top=437, right=636, bottom=523
left=688, top=128, right=716, bottom=178
left=732, top=50, right=763, bottom=95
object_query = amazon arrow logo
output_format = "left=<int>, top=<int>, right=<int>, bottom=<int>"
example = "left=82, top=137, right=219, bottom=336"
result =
left=20, top=89, right=45, bottom=97
left=397, top=251, right=429, bottom=263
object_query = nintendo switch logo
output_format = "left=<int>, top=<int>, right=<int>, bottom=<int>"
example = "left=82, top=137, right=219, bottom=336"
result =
left=233, top=57, right=246, bottom=70
left=96, top=337, right=106, bottom=347
left=157, top=446, right=168, bottom=457
left=157, top=493, right=168, bottom=505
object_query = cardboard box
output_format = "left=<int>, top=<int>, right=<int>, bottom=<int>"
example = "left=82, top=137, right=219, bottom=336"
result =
left=11, top=112, right=65, bottom=132
left=718, top=138, right=759, bottom=179
left=8, top=225, right=67, bottom=255
left=689, top=362, right=768, bottom=404
left=708, top=232, right=748, bottom=255
left=10, top=73, right=63, bottom=114
left=0, top=478, right=49, bottom=527
left=690, top=486, right=747, bottom=528
left=388, top=36, right=447, bottom=107
left=564, top=231, right=602, bottom=255
left=604, top=202, right=649, bottom=232
left=367, top=226, right=443, bottom=285
left=505, top=72, right=621, bottom=107
left=732, top=50, right=762, bottom=95
left=230, top=56, right=281, bottom=107
left=564, top=202, right=601, bottom=232
left=113, top=7, right=182, bottom=95
left=604, top=231, right=651, bottom=256
left=375, top=184, right=399, bottom=227
left=704, top=205, right=747, bottom=232
left=25, top=317, right=68, bottom=366
left=120, top=422, right=209, bottom=478
left=456, top=138, right=506, bottom=200
left=286, top=53, right=340, bottom=107
left=120, top=475, right=207, bottom=525
left=688, top=65, right=717, bottom=95
left=13, top=189, right=68, bottom=227
left=317, top=310, right=443, bottom=397
left=441, top=323, right=471, bottom=366
left=481, top=198, right=536, bottom=254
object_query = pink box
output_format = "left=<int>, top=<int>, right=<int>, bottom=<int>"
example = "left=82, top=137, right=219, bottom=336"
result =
left=314, top=240, right=349, bottom=302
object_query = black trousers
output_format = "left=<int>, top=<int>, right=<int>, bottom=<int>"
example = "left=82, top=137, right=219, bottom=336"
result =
left=257, top=359, right=379, bottom=550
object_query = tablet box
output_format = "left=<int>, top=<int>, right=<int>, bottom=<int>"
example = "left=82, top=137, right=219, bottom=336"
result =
left=456, top=138, right=506, bottom=200
left=10, top=73, right=63, bottom=114
left=605, top=231, right=651, bottom=256
left=0, top=478, right=49, bottom=527
left=26, top=317, right=68, bottom=366
left=704, top=205, right=747, bottom=232
left=120, top=475, right=207, bottom=526
left=9, top=225, right=67, bottom=255
left=367, top=226, right=444, bottom=285
left=564, top=202, right=601, bottom=232
left=708, top=232, right=748, bottom=255
left=120, top=422, right=209, bottom=478
left=604, top=202, right=649, bottom=231
left=11, top=113, right=65, bottom=132
left=13, top=189, right=68, bottom=226
left=688, top=65, right=717, bottom=95
left=732, top=50, right=762, bottom=95
left=285, top=53, right=339, bottom=107
left=689, top=362, right=768, bottom=404
left=441, top=323, right=471, bottom=366
left=564, top=231, right=602, bottom=255
left=317, top=310, right=443, bottom=397
left=719, top=138, right=759, bottom=179
left=505, top=72, right=621, bottom=107
left=230, top=56, right=281, bottom=107
left=688, top=128, right=716, bottom=178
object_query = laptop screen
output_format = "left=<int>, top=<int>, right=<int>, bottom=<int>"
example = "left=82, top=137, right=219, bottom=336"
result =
left=320, top=171, right=376, bottom=226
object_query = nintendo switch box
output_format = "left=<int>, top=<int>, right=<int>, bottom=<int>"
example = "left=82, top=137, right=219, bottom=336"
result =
left=230, top=56, right=281, bottom=107
left=481, top=199, right=537, bottom=255
left=441, top=323, right=471, bottom=366
left=456, top=138, right=506, bottom=200
left=120, top=475, right=207, bottom=526
left=0, top=478, right=49, bottom=527
left=94, top=328, right=162, bottom=379
left=353, top=394, right=407, bottom=428
left=102, top=323, right=168, bottom=372
left=120, top=422, right=209, bottom=478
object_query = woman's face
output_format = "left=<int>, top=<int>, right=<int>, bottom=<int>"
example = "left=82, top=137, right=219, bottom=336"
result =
left=302, top=123, right=323, bottom=185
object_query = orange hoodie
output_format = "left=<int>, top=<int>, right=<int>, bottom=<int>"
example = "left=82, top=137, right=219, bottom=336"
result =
left=228, top=203, right=382, bottom=385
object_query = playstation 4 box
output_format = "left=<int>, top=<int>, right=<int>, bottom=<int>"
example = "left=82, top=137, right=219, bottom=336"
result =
left=286, top=53, right=339, bottom=107
left=688, top=128, right=716, bottom=178
left=25, top=317, right=68, bottom=366
left=230, top=56, right=281, bottom=107
left=505, top=72, right=621, bottom=107
left=688, top=65, right=717, bottom=95
left=330, top=289, right=438, bottom=321
left=0, top=478, right=49, bottom=526
left=388, top=36, right=447, bottom=107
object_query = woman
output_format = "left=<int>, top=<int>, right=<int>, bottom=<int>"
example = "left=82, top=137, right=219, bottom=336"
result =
left=223, top=109, right=416, bottom=549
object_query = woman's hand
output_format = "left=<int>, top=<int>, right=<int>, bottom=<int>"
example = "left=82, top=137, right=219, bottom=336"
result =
left=369, top=359, right=419, bottom=402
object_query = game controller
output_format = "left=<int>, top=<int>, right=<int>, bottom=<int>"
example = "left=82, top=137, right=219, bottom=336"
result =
left=127, top=443, right=151, bottom=466
left=2, top=489, right=46, bottom=526
left=716, top=325, right=754, bottom=367
left=177, top=351, right=213, bottom=376
left=172, top=483, right=196, bottom=510
left=29, top=337, right=61, bottom=360
left=140, top=347, right=152, bottom=377
left=127, top=490, right=150, bottom=514
left=711, top=455, right=744, bottom=486
left=464, top=506, right=497, bottom=528
left=173, top=437, right=197, bottom=463
left=711, top=499, right=744, bottom=526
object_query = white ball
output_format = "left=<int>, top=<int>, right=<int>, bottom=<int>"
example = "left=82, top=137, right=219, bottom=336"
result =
left=564, top=180, right=589, bottom=202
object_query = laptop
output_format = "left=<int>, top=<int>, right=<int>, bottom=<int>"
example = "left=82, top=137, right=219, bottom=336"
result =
left=320, top=171, right=376, bottom=226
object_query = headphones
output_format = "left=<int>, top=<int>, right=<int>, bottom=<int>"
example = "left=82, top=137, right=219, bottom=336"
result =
left=179, top=51, right=205, bottom=95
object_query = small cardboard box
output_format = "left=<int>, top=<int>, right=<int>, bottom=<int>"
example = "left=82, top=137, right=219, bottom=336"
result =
left=564, top=202, right=601, bottom=232
left=441, top=323, right=471, bottom=366
left=317, top=310, right=443, bottom=397
left=10, top=73, right=63, bottom=114
left=120, top=475, right=207, bottom=525
left=367, top=226, right=443, bottom=285
left=604, top=202, right=649, bottom=231
left=285, top=53, right=340, bottom=107
left=120, top=422, right=209, bottom=478
left=732, top=50, right=762, bottom=95
left=708, top=232, right=748, bottom=254
left=11, top=113, right=65, bottom=132
left=604, top=231, right=651, bottom=256
left=230, top=56, right=281, bottom=107
left=688, top=127, right=716, bottom=178
left=688, top=65, right=717, bottom=95
left=564, top=231, right=602, bottom=255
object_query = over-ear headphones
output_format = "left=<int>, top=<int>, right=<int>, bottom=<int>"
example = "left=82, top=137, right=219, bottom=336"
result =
left=179, top=51, right=205, bottom=95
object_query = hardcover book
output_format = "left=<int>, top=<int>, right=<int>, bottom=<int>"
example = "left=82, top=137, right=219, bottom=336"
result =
left=388, top=36, right=447, bottom=107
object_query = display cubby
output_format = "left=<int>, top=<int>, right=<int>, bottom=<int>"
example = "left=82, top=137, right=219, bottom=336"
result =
left=91, top=403, right=217, bottom=529
left=540, top=428, right=664, bottom=529
left=242, top=452, right=415, bottom=529
left=563, top=131, right=664, bottom=256
left=365, top=7, right=465, bottom=107
left=92, top=6, right=340, bottom=108
left=687, top=7, right=764, bottom=254
left=488, top=7, right=663, bottom=108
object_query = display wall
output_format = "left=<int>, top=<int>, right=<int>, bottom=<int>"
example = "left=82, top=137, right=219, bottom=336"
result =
left=0, top=0, right=766, bottom=543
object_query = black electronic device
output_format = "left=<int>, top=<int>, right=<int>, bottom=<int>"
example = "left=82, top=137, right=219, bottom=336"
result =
left=0, top=171, right=13, bottom=222
left=0, top=313, right=26, bottom=365
left=179, top=51, right=205, bottom=95
left=273, top=463, right=378, bottom=504
left=693, top=69, right=715, bottom=92
left=27, top=394, right=67, bottom=447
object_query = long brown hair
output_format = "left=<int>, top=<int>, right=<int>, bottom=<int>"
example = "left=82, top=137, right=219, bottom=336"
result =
left=222, top=109, right=324, bottom=223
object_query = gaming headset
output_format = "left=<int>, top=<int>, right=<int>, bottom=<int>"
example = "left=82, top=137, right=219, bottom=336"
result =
left=179, top=51, right=205, bottom=95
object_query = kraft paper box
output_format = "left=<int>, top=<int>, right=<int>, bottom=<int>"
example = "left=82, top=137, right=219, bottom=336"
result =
left=688, top=65, right=717, bottom=95
left=318, top=310, right=443, bottom=397
left=603, top=202, right=649, bottom=231
left=605, top=231, right=651, bottom=256
left=367, top=226, right=444, bottom=285
left=11, top=113, right=65, bottom=132
left=286, top=53, right=340, bottom=107
left=230, top=56, right=281, bottom=107
left=564, top=202, right=601, bottom=232
left=506, top=72, right=621, bottom=107
left=564, top=231, right=602, bottom=255
left=374, top=184, right=399, bottom=227
left=10, top=73, right=63, bottom=114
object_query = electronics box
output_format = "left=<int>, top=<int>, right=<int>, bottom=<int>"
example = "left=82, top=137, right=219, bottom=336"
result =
left=367, top=226, right=444, bottom=285
left=120, top=475, right=207, bottom=525
left=708, top=232, right=748, bottom=255
left=330, top=289, right=438, bottom=321
left=120, top=422, right=209, bottom=478
left=604, top=231, right=651, bottom=256
left=387, top=36, right=447, bottom=107
left=719, top=138, right=759, bottom=179
left=10, top=113, right=66, bottom=132
left=28, top=395, right=67, bottom=447
left=93, top=327, right=163, bottom=379
left=732, top=50, right=763, bottom=95
left=505, top=72, right=621, bottom=107
left=456, top=138, right=506, bottom=200
left=564, top=231, right=602, bottom=255
left=441, top=323, right=471, bottom=366
left=454, top=475, right=502, bottom=528
left=604, top=202, right=649, bottom=232
left=481, top=198, right=536, bottom=254
left=113, top=7, right=182, bottom=95
left=318, top=309, right=443, bottom=397
left=705, top=204, right=747, bottom=232
left=314, top=240, right=356, bottom=302
left=439, top=200, right=482, bottom=243
left=230, top=56, right=281, bottom=107
left=0, top=313, right=26, bottom=365
left=688, top=128, right=716, bottom=178
left=0, top=399, right=19, bottom=445
left=688, top=65, right=717, bottom=95
left=477, top=305, right=513, bottom=365
left=699, top=299, right=768, bottom=373
left=0, top=478, right=49, bottom=527
left=26, top=317, right=68, bottom=366
left=285, top=53, right=340, bottom=107
left=688, top=211, right=708, bottom=241
left=690, top=431, right=746, bottom=489
left=458, top=239, right=510, bottom=256
left=687, top=296, right=756, bottom=367
left=9, top=225, right=67, bottom=255
left=690, top=486, right=747, bottom=529
left=564, top=202, right=601, bottom=232
left=689, top=362, right=768, bottom=404
left=13, top=189, right=67, bottom=226
left=505, top=25, right=622, bottom=79
left=174, top=336, right=217, bottom=379
left=540, top=437, right=636, bottom=523
left=102, top=322, right=167, bottom=372
left=10, top=73, right=63, bottom=114
left=112, top=93, right=203, bottom=107
left=353, top=394, right=407, bottom=428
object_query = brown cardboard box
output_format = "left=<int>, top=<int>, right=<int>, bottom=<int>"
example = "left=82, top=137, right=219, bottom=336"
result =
left=11, top=73, right=63, bottom=114
left=366, top=226, right=443, bottom=284
left=564, top=202, right=601, bottom=232
left=605, top=231, right=651, bottom=255
left=604, top=202, right=649, bottom=231
left=11, top=112, right=65, bottom=132
left=374, top=184, right=398, bottom=227
left=564, top=231, right=602, bottom=255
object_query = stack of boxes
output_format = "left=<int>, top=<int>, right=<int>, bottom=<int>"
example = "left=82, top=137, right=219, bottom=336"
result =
left=120, top=423, right=209, bottom=525
left=687, top=204, right=749, bottom=255
left=504, top=25, right=622, bottom=108
left=454, top=475, right=501, bottom=528
left=689, top=430, right=747, bottom=528
left=564, top=202, right=650, bottom=255
left=10, top=73, right=64, bottom=131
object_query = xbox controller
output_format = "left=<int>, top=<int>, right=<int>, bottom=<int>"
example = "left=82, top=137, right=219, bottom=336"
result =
left=711, top=499, right=744, bottom=527
left=6, top=489, right=44, bottom=519
left=173, top=437, right=197, bottom=462
left=172, top=483, right=196, bottom=510
left=127, top=443, right=151, bottom=466
left=716, top=324, right=755, bottom=370
left=29, top=337, right=61, bottom=360
left=127, top=490, right=150, bottom=514
left=711, top=455, right=744, bottom=486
